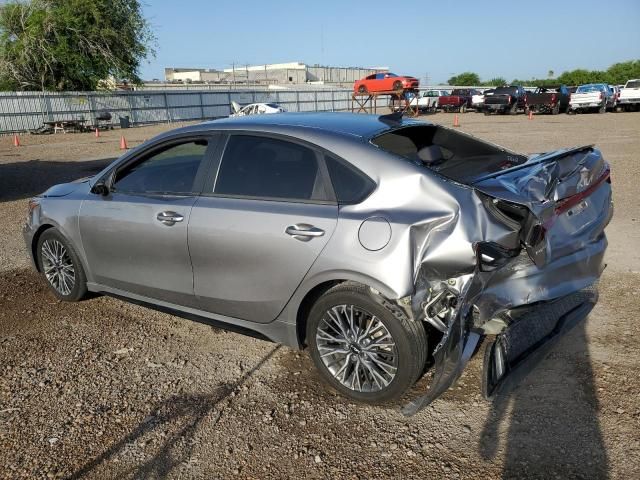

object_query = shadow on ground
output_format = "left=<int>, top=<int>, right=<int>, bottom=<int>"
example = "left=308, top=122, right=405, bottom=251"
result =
left=479, top=319, right=609, bottom=479
left=0, top=158, right=114, bottom=202
left=68, top=345, right=280, bottom=479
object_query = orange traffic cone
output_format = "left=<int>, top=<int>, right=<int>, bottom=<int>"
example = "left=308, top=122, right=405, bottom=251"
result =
left=120, top=135, right=128, bottom=150
left=453, top=114, right=460, bottom=127
left=528, top=110, right=533, bottom=120
left=95, top=128, right=100, bottom=138
left=13, top=134, right=20, bottom=147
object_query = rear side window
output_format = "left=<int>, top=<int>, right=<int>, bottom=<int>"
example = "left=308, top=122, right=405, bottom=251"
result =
left=215, top=135, right=331, bottom=202
left=325, top=155, right=375, bottom=204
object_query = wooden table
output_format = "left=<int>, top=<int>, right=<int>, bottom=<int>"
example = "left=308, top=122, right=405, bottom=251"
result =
left=43, top=119, right=88, bottom=134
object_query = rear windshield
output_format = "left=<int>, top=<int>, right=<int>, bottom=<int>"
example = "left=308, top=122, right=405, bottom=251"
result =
left=494, top=87, right=517, bottom=95
left=626, top=80, right=640, bottom=88
left=371, top=125, right=527, bottom=184
left=577, top=84, right=605, bottom=93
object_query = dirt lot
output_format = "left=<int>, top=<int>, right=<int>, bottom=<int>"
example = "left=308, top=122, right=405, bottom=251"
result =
left=1, top=112, right=639, bottom=479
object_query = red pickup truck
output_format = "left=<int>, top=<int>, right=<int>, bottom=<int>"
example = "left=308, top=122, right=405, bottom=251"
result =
left=437, top=88, right=481, bottom=113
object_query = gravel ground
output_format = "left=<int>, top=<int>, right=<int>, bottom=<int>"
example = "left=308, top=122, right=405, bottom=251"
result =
left=1, top=112, right=639, bottom=479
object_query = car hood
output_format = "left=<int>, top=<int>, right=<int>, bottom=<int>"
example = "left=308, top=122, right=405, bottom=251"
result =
left=42, top=177, right=91, bottom=197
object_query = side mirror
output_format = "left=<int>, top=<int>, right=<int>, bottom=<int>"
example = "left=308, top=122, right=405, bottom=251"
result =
left=91, top=182, right=110, bottom=196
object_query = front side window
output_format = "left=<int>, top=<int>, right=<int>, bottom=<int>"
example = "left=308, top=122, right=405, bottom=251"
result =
left=214, top=135, right=330, bottom=202
left=113, top=140, right=208, bottom=194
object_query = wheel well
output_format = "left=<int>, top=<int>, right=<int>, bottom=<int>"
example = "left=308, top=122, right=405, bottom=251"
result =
left=295, top=280, right=344, bottom=348
left=31, top=224, right=55, bottom=271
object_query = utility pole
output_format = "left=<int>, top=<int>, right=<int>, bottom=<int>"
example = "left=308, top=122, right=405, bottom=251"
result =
left=232, top=62, right=235, bottom=88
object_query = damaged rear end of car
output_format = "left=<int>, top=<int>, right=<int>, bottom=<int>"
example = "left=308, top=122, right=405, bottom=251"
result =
left=370, top=124, right=613, bottom=415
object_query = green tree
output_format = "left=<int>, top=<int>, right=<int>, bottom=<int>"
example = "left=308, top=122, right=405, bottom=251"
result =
left=0, top=0, right=155, bottom=91
left=483, top=77, right=507, bottom=86
left=447, top=72, right=481, bottom=86
left=606, top=60, right=640, bottom=85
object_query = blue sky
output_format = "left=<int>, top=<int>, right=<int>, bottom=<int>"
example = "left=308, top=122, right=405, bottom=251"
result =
left=141, top=0, right=640, bottom=83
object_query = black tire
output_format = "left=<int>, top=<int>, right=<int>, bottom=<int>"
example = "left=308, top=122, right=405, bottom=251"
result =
left=459, top=103, right=467, bottom=113
left=598, top=103, right=606, bottom=114
left=37, top=228, right=87, bottom=302
left=551, top=103, right=560, bottom=115
left=306, top=283, right=427, bottom=404
left=509, top=102, right=518, bottom=115
left=484, top=110, right=491, bottom=116
left=392, top=80, right=403, bottom=91
left=358, top=85, right=367, bottom=94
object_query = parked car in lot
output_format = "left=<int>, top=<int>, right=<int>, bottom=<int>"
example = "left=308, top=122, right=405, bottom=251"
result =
left=230, top=102, right=285, bottom=117
left=390, top=89, right=449, bottom=112
left=568, top=83, right=611, bottom=114
left=484, top=86, right=527, bottom=114
left=354, top=72, right=419, bottom=94
left=24, top=112, right=613, bottom=412
left=438, top=88, right=480, bottom=112
left=618, top=79, right=640, bottom=111
left=525, top=85, right=571, bottom=114
left=471, top=89, right=494, bottom=111
left=607, top=85, right=620, bottom=111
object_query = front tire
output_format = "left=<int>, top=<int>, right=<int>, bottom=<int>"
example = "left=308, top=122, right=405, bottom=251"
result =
left=37, top=229, right=87, bottom=301
left=307, top=284, right=427, bottom=404
left=393, top=81, right=403, bottom=91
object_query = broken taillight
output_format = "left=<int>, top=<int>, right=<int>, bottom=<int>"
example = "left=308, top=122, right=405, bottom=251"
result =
left=543, top=166, right=611, bottom=229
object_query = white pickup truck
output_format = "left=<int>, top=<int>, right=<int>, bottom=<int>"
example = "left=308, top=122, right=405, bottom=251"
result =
left=568, top=83, right=610, bottom=114
left=389, top=89, right=449, bottom=113
left=618, top=79, right=640, bottom=111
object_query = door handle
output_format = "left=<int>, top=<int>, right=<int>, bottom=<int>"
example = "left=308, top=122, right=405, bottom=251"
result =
left=285, top=224, right=325, bottom=241
left=157, top=211, right=184, bottom=226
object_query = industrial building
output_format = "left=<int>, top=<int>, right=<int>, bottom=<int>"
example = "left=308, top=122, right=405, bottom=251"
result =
left=164, top=62, right=388, bottom=86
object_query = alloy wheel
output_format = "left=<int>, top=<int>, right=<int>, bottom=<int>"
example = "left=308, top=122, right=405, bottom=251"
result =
left=315, top=304, right=398, bottom=392
left=41, top=239, right=75, bottom=296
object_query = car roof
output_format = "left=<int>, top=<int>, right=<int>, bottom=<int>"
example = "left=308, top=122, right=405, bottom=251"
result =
left=174, top=112, right=426, bottom=140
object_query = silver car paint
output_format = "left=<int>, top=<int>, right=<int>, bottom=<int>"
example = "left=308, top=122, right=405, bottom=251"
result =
left=23, top=113, right=612, bottom=412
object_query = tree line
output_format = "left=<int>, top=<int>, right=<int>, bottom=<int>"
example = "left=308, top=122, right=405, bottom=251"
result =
left=448, top=60, right=640, bottom=87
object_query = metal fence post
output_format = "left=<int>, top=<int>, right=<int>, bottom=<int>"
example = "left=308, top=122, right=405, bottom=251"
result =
left=164, top=92, right=172, bottom=123
left=315, top=91, right=318, bottom=112
left=199, top=91, right=205, bottom=120
left=296, top=91, right=300, bottom=112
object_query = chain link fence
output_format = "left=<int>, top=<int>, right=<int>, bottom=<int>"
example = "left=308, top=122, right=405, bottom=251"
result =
left=0, top=88, right=397, bottom=134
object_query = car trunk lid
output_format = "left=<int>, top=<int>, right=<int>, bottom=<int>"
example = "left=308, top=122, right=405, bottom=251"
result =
left=471, top=145, right=611, bottom=266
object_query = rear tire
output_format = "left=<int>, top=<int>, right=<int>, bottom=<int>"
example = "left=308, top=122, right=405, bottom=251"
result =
left=598, top=103, right=606, bottom=114
left=37, top=228, right=87, bottom=302
left=509, top=102, right=518, bottom=115
left=551, top=103, right=560, bottom=115
left=459, top=103, right=467, bottom=113
left=307, top=283, right=428, bottom=404
left=393, top=81, right=403, bottom=91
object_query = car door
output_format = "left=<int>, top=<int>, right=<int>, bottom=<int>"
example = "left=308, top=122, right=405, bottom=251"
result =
left=188, top=133, right=338, bottom=323
left=79, top=135, right=217, bottom=307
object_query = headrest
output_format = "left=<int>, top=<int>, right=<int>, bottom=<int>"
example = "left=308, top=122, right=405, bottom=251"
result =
left=417, top=145, right=443, bottom=164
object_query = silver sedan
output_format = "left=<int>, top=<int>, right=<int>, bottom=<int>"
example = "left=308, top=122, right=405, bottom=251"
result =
left=24, top=112, right=612, bottom=414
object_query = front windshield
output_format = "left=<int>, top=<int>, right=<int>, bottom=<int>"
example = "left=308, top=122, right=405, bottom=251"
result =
left=577, top=84, right=605, bottom=93
left=386, top=73, right=398, bottom=78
